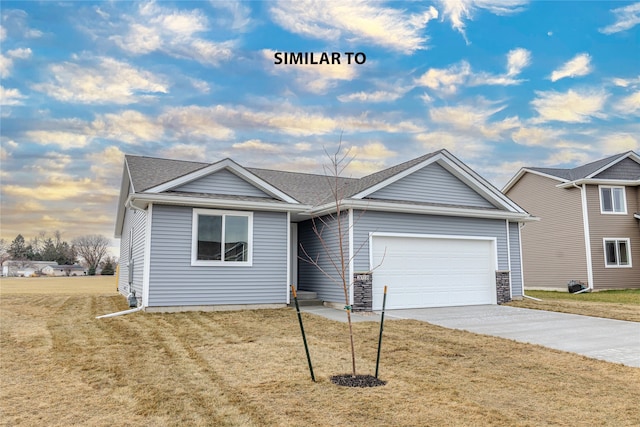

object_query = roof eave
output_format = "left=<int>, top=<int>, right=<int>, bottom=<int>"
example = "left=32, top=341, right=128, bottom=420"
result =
left=306, top=199, right=538, bottom=222
left=114, top=161, right=133, bottom=238
left=128, top=192, right=310, bottom=213
left=556, top=178, right=640, bottom=189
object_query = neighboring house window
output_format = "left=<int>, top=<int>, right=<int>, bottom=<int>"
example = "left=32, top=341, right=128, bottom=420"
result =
left=191, top=208, right=253, bottom=266
left=599, top=186, right=626, bottom=214
left=603, top=238, right=631, bottom=268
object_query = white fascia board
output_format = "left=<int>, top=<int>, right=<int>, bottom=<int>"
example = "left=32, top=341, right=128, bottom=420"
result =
left=308, top=199, right=539, bottom=222
left=556, top=178, right=640, bottom=189
left=585, top=152, right=640, bottom=179
left=436, top=151, right=526, bottom=213
left=114, top=162, right=133, bottom=238
left=503, top=168, right=567, bottom=193
left=145, top=159, right=299, bottom=204
left=351, top=153, right=442, bottom=199
left=128, top=192, right=310, bottom=213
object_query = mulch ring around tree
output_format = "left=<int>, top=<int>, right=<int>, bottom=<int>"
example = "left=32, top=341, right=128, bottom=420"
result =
left=330, top=374, right=387, bottom=388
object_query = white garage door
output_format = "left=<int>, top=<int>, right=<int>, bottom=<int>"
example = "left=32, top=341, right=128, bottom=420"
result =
left=371, top=235, right=497, bottom=310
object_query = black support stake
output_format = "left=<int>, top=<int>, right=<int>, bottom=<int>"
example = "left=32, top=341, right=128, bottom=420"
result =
left=375, top=285, right=388, bottom=379
left=291, top=285, right=315, bottom=382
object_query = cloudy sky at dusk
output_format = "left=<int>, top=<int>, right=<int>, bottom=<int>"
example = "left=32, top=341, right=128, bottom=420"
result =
left=1, top=1, right=639, bottom=253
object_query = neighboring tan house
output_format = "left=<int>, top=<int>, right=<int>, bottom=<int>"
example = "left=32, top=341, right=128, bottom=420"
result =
left=503, top=151, right=640, bottom=291
left=115, top=149, right=536, bottom=312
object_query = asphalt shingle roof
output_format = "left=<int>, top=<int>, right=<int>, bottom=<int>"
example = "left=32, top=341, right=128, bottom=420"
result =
left=126, top=155, right=208, bottom=192
left=126, top=151, right=446, bottom=205
left=527, top=152, right=635, bottom=181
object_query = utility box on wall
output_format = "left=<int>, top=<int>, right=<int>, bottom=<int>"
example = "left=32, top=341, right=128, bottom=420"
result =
left=353, top=272, right=373, bottom=312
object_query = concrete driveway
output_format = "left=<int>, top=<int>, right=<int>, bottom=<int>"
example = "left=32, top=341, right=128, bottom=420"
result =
left=300, top=305, right=640, bottom=367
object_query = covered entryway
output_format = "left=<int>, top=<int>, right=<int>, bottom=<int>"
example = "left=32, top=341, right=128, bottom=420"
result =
left=370, top=234, right=497, bottom=310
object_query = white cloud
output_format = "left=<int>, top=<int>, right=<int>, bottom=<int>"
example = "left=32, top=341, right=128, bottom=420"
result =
left=337, top=88, right=409, bottom=103
left=531, top=89, right=608, bottom=123
left=614, top=91, right=640, bottom=116
left=32, top=56, right=168, bottom=104
left=347, top=142, right=397, bottom=160
left=416, top=131, right=490, bottom=159
left=0, top=25, right=6, bottom=42
left=0, top=85, right=26, bottom=105
left=159, top=144, right=207, bottom=161
left=428, top=97, right=519, bottom=138
left=269, top=0, right=438, bottom=54
left=25, top=130, right=92, bottom=149
left=511, top=126, right=564, bottom=147
left=417, top=48, right=531, bottom=95
left=263, top=49, right=359, bottom=94
left=415, top=61, right=471, bottom=95
left=159, top=106, right=236, bottom=140
left=506, top=48, right=531, bottom=76
left=92, top=110, right=164, bottom=144
left=7, top=47, right=32, bottom=59
left=610, top=76, right=640, bottom=87
left=437, top=0, right=528, bottom=42
left=599, top=2, right=640, bottom=34
left=0, top=54, right=10, bottom=78
left=550, top=53, right=592, bottom=82
left=87, top=146, right=125, bottom=180
left=111, top=1, right=235, bottom=67
left=209, top=0, right=253, bottom=31
left=232, top=139, right=282, bottom=153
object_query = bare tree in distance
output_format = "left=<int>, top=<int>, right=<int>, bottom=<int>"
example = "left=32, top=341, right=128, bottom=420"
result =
left=299, top=141, right=384, bottom=379
left=72, top=234, right=110, bottom=275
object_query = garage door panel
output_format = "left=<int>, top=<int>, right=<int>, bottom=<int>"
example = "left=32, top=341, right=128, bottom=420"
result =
left=371, top=235, right=496, bottom=310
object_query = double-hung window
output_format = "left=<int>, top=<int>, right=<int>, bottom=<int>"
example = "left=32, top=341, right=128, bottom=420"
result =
left=603, top=238, right=631, bottom=268
left=192, top=209, right=252, bottom=266
left=599, top=186, right=626, bottom=214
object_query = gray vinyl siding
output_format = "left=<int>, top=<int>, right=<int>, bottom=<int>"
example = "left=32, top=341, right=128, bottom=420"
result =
left=147, top=205, right=288, bottom=306
left=351, top=210, right=509, bottom=274
left=368, top=162, right=496, bottom=209
left=509, top=221, right=523, bottom=297
left=297, top=213, right=349, bottom=303
left=173, top=169, right=270, bottom=197
left=117, top=206, right=147, bottom=300
left=593, top=158, right=640, bottom=180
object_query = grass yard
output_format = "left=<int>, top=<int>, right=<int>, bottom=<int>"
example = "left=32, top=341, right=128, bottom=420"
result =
left=507, top=289, right=640, bottom=322
left=1, top=281, right=639, bottom=426
left=0, top=275, right=116, bottom=294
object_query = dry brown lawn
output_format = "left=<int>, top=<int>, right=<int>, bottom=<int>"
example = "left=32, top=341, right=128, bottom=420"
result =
left=1, top=279, right=639, bottom=426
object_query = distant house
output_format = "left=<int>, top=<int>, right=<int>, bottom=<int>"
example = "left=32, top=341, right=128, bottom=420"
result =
left=115, top=149, right=535, bottom=312
left=41, top=264, right=87, bottom=276
left=2, top=260, right=57, bottom=277
left=503, top=151, right=640, bottom=291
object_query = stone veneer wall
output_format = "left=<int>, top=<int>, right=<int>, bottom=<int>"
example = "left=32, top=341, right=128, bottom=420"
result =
left=496, top=270, right=511, bottom=304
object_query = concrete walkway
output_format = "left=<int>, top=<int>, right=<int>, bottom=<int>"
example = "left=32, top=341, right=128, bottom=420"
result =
left=299, top=305, right=640, bottom=368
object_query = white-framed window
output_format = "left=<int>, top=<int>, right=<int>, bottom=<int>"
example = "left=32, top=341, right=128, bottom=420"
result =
left=191, top=208, right=253, bottom=266
left=599, top=186, right=626, bottom=214
left=603, top=238, right=632, bottom=268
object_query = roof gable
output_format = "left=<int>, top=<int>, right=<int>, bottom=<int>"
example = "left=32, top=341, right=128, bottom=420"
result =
left=351, top=150, right=522, bottom=212
left=129, top=156, right=299, bottom=204
left=503, top=151, right=640, bottom=192
left=367, top=161, right=497, bottom=209
left=172, top=169, right=272, bottom=198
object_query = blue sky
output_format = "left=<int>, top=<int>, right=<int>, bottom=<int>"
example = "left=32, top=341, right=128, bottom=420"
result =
left=1, top=1, right=639, bottom=251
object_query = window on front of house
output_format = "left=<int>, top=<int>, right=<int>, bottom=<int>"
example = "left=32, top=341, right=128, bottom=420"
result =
left=192, top=209, right=252, bottom=265
left=604, top=239, right=631, bottom=268
left=600, top=186, right=626, bottom=214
